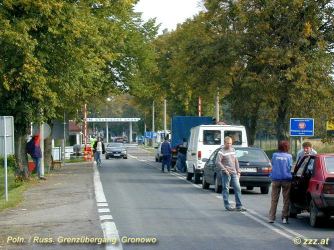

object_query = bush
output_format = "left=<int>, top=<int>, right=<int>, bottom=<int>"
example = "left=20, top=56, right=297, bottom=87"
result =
left=0, top=155, right=17, bottom=170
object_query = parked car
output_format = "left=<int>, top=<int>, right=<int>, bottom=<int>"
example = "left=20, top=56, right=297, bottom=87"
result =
left=155, top=143, right=162, bottom=162
left=289, top=154, right=334, bottom=227
left=187, top=125, right=248, bottom=184
left=202, top=147, right=272, bottom=194
left=105, top=143, right=127, bottom=159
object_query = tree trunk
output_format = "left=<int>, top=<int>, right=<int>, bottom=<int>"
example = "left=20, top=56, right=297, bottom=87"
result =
left=14, top=130, right=29, bottom=178
left=276, top=97, right=289, bottom=142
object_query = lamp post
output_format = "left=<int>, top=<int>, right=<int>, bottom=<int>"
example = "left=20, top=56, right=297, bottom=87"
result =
left=106, top=97, right=112, bottom=143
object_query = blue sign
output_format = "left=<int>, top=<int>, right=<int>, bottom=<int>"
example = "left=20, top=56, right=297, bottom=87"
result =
left=290, top=118, right=314, bottom=136
left=144, top=131, right=157, bottom=139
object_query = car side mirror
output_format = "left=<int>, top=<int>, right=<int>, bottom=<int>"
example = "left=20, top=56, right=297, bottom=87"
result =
left=202, top=158, right=209, bottom=162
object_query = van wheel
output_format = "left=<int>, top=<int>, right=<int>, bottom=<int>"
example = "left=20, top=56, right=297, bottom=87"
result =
left=215, top=177, right=222, bottom=193
left=309, top=200, right=320, bottom=227
left=194, top=173, right=201, bottom=184
left=202, top=175, right=210, bottom=189
left=186, top=172, right=193, bottom=181
left=260, top=186, right=269, bottom=194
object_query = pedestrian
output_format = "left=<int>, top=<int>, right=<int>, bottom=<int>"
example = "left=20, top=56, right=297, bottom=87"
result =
left=216, top=136, right=246, bottom=212
left=93, top=137, right=105, bottom=167
left=296, top=141, right=317, bottom=163
left=26, top=134, right=46, bottom=180
left=269, top=140, right=293, bottom=224
left=176, top=138, right=187, bottom=172
left=161, top=136, right=172, bottom=172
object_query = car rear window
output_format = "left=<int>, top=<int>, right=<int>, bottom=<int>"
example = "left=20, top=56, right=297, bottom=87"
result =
left=324, top=157, right=334, bottom=173
left=203, top=130, right=221, bottom=145
left=236, top=149, right=269, bottom=163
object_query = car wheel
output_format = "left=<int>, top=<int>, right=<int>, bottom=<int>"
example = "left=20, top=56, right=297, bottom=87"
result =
left=202, top=174, right=210, bottom=189
left=246, top=186, right=254, bottom=191
left=105, top=155, right=109, bottom=160
left=123, top=156, right=127, bottom=159
left=215, top=176, right=222, bottom=193
left=186, top=172, right=193, bottom=181
left=289, top=203, right=298, bottom=218
left=260, top=186, right=269, bottom=194
left=194, top=172, right=201, bottom=184
left=309, top=200, right=320, bottom=227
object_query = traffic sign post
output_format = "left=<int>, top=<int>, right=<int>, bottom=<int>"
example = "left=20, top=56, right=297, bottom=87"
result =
left=290, top=118, right=314, bottom=150
left=0, top=116, right=14, bottom=202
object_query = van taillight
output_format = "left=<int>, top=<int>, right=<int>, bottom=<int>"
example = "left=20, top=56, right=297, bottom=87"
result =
left=323, top=184, right=334, bottom=194
left=198, top=151, right=201, bottom=159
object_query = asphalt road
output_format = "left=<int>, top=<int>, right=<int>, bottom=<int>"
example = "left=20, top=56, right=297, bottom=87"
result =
left=98, top=146, right=334, bottom=250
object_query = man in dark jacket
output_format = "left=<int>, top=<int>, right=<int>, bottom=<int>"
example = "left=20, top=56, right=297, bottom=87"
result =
left=161, top=136, right=172, bottom=172
left=26, top=134, right=46, bottom=180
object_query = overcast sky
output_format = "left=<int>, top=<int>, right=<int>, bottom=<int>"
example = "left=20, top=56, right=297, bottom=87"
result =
left=134, top=0, right=204, bottom=33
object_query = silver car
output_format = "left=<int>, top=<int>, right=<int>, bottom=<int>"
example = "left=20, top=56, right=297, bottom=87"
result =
left=105, top=143, right=127, bottom=159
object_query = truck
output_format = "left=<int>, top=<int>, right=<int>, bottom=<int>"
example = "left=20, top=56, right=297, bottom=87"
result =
left=170, top=116, right=214, bottom=167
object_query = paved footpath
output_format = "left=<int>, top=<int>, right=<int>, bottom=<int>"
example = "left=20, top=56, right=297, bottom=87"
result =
left=0, top=162, right=104, bottom=250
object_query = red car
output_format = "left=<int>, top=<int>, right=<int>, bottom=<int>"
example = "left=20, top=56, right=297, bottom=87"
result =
left=289, top=154, right=334, bottom=227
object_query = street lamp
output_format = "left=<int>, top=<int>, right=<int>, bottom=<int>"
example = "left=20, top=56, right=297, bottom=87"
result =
left=105, top=97, right=113, bottom=143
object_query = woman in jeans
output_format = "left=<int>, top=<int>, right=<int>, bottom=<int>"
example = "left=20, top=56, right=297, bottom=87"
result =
left=269, top=140, right=293, bottom=224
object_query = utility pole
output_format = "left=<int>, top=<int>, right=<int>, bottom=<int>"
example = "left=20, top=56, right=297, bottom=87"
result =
left=198, top=96, right=202, bottom=117
left=152, top=101, right=155, bottom=132
left=215, top=91, right=220, bottom=123
left=40, top=123, right=45, bottom=176
left=164, top=99, right=167, bottom=136
left=63, top=112, right=66, bottom=166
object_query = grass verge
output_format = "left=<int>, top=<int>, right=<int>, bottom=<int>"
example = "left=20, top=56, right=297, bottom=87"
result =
left=0, top=181, right=30, bottom=212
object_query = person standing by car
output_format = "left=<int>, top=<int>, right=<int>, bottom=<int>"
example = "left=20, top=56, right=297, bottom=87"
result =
left=176, top=138, right=187, bottom=173
left=161, top=136, right=172, bottom=172
left=93, top=137, right=105, bottom=167
left=269, top=140, right=293, bottom=224
left=296, top=141, right=317, bottom=163
left=216, top=136, right=246, bottom=212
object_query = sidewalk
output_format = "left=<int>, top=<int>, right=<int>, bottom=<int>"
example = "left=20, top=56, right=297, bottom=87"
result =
left=0, top=162, right=104, bottom=250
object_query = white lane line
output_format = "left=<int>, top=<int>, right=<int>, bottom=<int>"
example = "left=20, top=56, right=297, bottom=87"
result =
left=98, top=208, right=111, bottom=213
left=100, top=215, right=114, bottom=221
left=93, top=163, right=122, bottom=250
left=97, top=202, right=109, bottom=207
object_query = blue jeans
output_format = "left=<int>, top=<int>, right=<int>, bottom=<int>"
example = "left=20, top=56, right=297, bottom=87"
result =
left=221, top=172, right=242, bottom=208
left=176, top=153, right=186, bottom=172
left=32, top=157, right=41, bottom=177
left=162, top=155, right=171, bottom=172
left=95, top=151, right=102, bottom=166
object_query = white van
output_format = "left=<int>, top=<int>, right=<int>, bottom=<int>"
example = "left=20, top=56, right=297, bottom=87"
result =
left=186, top=125, right=248, bottom=183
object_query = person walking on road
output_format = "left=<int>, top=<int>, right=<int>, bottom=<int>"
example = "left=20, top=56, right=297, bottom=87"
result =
left=161, top=136, right=172, bottom=172
left=93, top=137, right=105, bottom=167
left=296, top=141, right=317, bottom=163
left=269, top=140, right=293, bottom=224
left=216, top=136, right=246, bottom=212
left=26, top=134, right=46, bottom=180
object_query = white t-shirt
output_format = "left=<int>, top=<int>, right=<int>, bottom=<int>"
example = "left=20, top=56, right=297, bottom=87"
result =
left=96, top=142, right=102, bottom=152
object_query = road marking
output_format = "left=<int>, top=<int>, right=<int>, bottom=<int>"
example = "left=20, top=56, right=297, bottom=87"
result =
left=128, top=154, right=138, bottom=159
left=98, top=208, right=111, bottom=213
left=100, top=215, right=114, bottom=221
left=97, top=202, right=109, bottom=207
left=93, top=163, right=122, bottom=250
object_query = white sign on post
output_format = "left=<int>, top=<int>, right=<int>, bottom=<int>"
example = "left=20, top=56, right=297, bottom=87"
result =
left=0, top=116, right=14, bottom=202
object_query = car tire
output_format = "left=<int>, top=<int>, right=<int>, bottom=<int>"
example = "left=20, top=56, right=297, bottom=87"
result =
left=202, top=174, right=210, bottom=189
left=246, top=186, right=254, bottom=191
left=123, top=156, right=127, bottom=159
left=194, top=172, right=201, bottom=184
left=289, top=203, right=298, bottom=218
left=260, top=186, right=269, bottom=194
left=309, top=200, right=320, bottom=227
left=105, top=155, right=109, bottom=160
left=186, top=172, right=193, bottom=181
left=215, top=176, right=222, bottom=193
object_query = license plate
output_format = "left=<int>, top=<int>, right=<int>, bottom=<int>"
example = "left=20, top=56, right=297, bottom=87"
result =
left=114, top=154, right=120, bottom=157
left=240, top=168, right=257, bottom=173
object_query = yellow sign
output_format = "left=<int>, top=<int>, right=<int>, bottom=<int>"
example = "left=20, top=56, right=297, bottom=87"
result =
left=326, top=121, right=334, bottom=131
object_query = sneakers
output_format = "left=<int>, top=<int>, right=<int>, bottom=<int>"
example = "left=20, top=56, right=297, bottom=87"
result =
left=236, top=207, right=247, bottom=212
left=39, top=176, right=46, bottom=180
left=268, top=219, right=274, bottom=223
left=282, top=218, right=288, bottom=224
left=225, top=207, right=235, bottom=211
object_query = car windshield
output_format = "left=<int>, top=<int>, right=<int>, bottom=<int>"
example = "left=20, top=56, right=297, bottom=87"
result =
left=324, top=157, right=334, bottom=173
left=235, top=148, right=269, bottom=163
left=107, top=143, right=123, bottom=148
